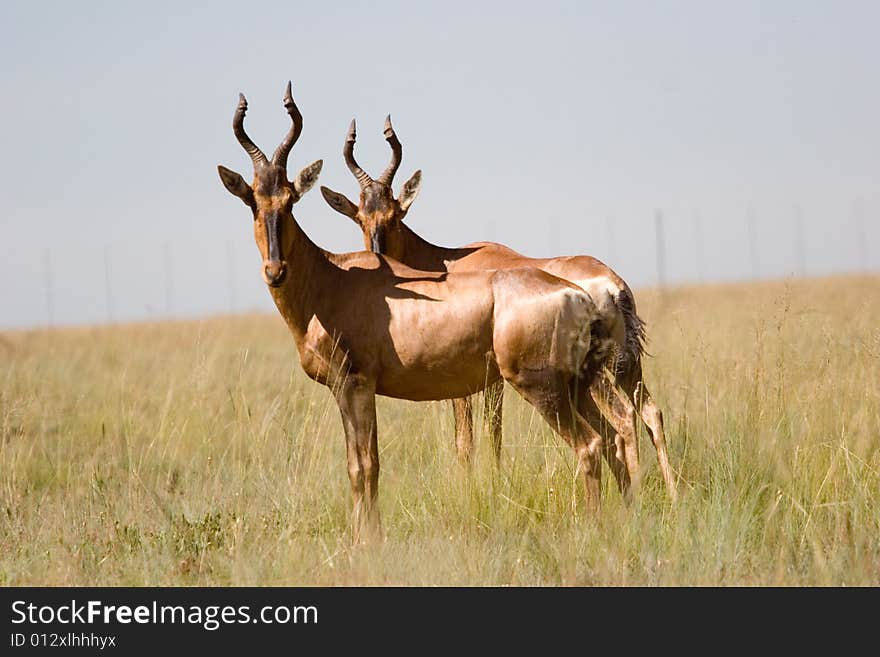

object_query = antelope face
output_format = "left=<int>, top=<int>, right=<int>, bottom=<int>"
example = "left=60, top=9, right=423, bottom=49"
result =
left=252, top=169, right=294, bottom=286
left=217, top=84, right=322, bottom=288
left=357, top=183, right=398, bottom=253
left=320, top=116, right=421, bottom=261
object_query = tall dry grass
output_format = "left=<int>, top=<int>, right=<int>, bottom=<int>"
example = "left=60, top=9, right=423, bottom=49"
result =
left=1, top=275, right=878, bottom=585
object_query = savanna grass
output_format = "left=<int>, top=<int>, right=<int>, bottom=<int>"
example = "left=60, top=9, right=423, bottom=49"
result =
left=1, top=275, right=878, bottom=585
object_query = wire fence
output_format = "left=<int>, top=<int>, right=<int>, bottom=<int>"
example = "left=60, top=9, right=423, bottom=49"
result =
left=22, top=206, right=877, bottom=330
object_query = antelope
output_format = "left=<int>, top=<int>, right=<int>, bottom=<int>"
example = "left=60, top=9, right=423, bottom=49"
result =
left=321, top=117, right=677, bottom=501
left=217, top=84, right=620, bottom=541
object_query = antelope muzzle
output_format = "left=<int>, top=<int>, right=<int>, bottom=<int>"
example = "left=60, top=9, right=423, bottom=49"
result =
left=262, top=212, right=288, bottom=287
left=370, top=226, right=386, bottom=254
left=262, top=259, right=287, bottom=287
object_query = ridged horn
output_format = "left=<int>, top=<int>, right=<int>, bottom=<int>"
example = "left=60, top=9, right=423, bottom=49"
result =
left=343, top=119, right=372, bottom=190
left=377, top=114, right=402, bottom=187
left=272, top=81, right=303, bottom=168
left=232, top=93, right=268, bottom=168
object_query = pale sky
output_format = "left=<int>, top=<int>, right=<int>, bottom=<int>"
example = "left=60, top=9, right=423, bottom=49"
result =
left=1, top=1, right=877, bottom=328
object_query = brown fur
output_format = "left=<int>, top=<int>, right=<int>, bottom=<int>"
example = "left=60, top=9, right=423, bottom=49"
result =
left=321, top=119, right=676, bottom=500
left=219, top=88, right=620, bottom=541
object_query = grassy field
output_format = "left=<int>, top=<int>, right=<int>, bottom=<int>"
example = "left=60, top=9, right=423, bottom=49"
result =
left=1, top=275, right=878, bottom=586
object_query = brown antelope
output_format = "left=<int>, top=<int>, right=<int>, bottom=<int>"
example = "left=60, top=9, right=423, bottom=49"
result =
left=218, top=84, right=619, bottom=541
left=321, top=117, right=677, bottom=501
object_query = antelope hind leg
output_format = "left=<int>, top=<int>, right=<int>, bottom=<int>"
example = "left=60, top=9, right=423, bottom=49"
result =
left=590, top=397, right=632, bottom=498
left=505, top=371, right=603, bottom=514
left=576, top=370, right=630, bottom=496
left=590, top=370, right=641, bottom=491
left=634, top=381, right=677, bottom=502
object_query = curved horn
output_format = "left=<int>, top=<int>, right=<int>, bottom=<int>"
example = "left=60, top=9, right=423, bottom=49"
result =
left=272, top=81, right=303, bottom=168
left=377, top=114, right=402, bottom=187
left=343, top=119, right=372, bottom=190
left=233, top=93, right=268, bottom=168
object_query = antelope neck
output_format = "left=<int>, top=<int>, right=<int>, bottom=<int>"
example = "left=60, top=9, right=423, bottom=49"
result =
left=267, top=212, right=335, bottom=337
left=397, top=224, right=460, bottom=272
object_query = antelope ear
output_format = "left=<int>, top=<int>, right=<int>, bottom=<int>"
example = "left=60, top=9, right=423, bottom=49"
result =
left=292, top=159, right=323, bottom=201
left=218, top=165, right=255, bottom=207
left=398, top=170, right=422, bottom=211
left=320, top=186, right=359, bottom=219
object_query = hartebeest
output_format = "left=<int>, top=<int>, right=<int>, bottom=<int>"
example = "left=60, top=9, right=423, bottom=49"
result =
left=218, top=84, right=618, bottom=541
left=321, top=117, right=676, bottom=500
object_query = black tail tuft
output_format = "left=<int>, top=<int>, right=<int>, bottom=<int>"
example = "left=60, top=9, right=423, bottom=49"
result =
left=614, top=287, right=647, bottom=378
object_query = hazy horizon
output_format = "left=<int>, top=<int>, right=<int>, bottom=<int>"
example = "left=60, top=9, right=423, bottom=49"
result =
left=1, top=1, right=877, bottom=329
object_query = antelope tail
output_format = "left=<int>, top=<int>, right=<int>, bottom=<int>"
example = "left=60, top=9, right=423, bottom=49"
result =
left=614, top=286, right=647, bottom=378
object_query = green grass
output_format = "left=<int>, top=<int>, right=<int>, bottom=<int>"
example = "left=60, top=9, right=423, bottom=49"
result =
left=1, top=274, right=878, bottom=585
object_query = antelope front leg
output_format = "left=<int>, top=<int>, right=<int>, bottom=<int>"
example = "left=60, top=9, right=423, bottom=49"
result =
left=451, top=397, right=474, bottom=463
left=483, top=380, right=504, bottom=462
left=335, top=376, right=382, bottom=543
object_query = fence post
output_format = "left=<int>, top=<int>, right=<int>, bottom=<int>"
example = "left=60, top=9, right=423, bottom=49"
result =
left=747, top=206, right=759, bottom=279
left=104, top=245, right=114, bottom=323
left=44, top=249, right=54, bottom=328
left=226, top=240, right=236, bottom=314
left=606, top=215, right=617, bottom=266
left=693, top=210, right=705, bottom=282
left=793, top=204, right=806, bottom=277
left=654, top=209, right=666, bottom=289
left=164, top=241, right=174, bottom=317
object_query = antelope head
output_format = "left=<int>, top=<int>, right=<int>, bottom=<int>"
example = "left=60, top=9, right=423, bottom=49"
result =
left=320, top=116, right=421, bottom=259
left=218, top=82, right=322, bottom=287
